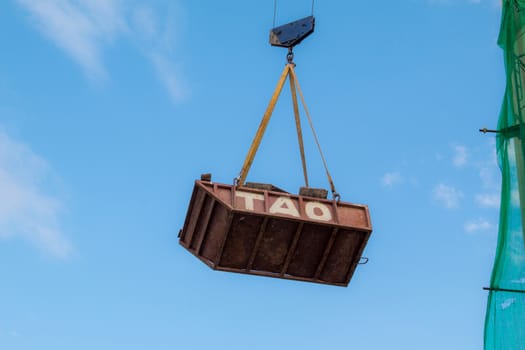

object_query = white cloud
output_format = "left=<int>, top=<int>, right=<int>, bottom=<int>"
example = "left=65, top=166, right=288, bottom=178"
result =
left=433, top=183, right=464, bottom=208
left=464, top=218, right=495, bottom=233
left=477, top=145, right=499, bottom=190
left=479, top=165, right=499, bottom=189
left=17, top=0, right=126, bottom=80
left=17, top=0, right=189, bottom=102
left=381, top=171, right=402, bottom=188
left=0, top=129, right=72, bottom=258
left=150, top=53, right=189, bottom=102
left=475, top=193, right=500, bottom=208
left=452, top=145, right=468, bottom=167
left=131, top=5, right=190, bottom=102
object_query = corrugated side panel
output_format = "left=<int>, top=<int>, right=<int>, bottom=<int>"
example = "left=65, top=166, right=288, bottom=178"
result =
left=219, top=213, right=264, bottom=269
left=286, top=224, right=332, bottom=278
left=252, top=218, right=299, bottom=273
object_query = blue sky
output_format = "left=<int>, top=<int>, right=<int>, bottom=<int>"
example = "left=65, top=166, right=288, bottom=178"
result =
left=0, top=0, right=506, bottom=349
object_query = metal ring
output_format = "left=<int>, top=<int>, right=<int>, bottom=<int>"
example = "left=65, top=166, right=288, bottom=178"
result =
left=287, top=52, right=294, bottom=64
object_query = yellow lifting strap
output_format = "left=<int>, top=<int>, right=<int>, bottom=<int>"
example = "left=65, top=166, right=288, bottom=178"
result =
left=236, top=63, right=338, bottom=200
left=237, top=64, right=291, bottom=186
left=289, top=66, right=309, bottom=188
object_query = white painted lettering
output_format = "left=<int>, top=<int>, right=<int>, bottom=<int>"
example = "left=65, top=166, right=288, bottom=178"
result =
left=235, top=191, right=264, bottom=210
left=269, top=197, right=300, bottom=217
left=305, top=202, right=332, bottom=222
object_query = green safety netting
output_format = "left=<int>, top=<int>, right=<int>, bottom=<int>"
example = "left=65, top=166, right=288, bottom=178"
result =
left=484, top=1, right=525, bottom=349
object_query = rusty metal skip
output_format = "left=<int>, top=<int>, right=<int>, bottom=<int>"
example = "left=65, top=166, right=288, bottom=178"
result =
left=179, top=15, right=372, bottom=287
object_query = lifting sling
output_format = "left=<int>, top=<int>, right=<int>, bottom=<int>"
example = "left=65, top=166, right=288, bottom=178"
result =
left=236, top=62, right=339, bottom=201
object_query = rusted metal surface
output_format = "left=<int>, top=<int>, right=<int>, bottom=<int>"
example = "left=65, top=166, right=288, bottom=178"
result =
left=179, top=180, right=372, bottom=287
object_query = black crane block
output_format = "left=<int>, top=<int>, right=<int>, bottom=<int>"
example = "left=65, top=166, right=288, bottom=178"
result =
left=269, top=16, right=315, bottom=48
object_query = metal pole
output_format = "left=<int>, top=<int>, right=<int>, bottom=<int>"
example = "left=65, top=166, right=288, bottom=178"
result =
left=483, top=287, right=525, bottom=294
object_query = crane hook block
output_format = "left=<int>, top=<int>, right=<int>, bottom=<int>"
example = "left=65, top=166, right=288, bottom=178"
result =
left=269, top=16, right=315, bottom=48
